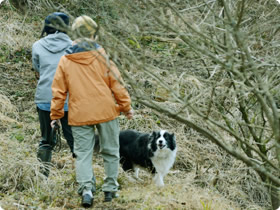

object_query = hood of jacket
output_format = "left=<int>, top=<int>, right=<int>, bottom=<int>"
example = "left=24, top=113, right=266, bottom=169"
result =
left=40, top=32, right=72, bottom=53
left=65, top=41, right=103, bottom=65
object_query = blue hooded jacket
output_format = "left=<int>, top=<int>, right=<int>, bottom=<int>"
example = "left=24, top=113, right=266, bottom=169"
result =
left=32, top=32, right=72, bottom=110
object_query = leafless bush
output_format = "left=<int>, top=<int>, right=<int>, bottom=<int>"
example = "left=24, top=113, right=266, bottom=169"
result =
left=94, top=0, right=280, bottom=209
left=1, top=0, right=280, bottom=209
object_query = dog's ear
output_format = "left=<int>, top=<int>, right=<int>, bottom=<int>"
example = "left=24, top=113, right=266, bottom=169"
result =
left=149, top=132, right=158, bottom=152
left=150, top=131, right=157, bottom=139
left=169, top=133, right=176, bottom=150
left=148, top=131, right=156, bottom=142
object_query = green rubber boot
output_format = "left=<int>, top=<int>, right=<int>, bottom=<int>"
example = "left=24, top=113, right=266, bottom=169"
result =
left=37, top=148, right=52, bottom=177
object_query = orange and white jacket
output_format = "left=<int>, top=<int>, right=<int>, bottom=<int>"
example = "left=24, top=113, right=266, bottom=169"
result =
left=50, top=47, right=131, bottom=126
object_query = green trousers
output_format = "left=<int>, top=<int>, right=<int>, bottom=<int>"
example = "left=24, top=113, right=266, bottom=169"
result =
left=71, top=119, right=120, bottom=194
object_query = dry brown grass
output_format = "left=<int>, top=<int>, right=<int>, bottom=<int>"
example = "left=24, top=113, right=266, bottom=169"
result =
left=0, top=4, right=40, bottom=50
left=0, top=1, right=273, bottom=210
left=0, top=93, right=19, bottom=126
left=0, top=105, right=270, bottom=209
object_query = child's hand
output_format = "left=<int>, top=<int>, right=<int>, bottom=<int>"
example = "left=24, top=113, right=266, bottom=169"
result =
left=50, top=119, right=61, bottom=128
left=124, top=109, right=134, bottom=120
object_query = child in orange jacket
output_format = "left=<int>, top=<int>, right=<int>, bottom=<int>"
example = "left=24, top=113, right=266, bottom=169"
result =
left=50, top=15, right=133, bottom=207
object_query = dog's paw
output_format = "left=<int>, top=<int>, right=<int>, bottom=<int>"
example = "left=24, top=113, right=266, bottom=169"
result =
left=126, top=175, right=138, bottom=183
left=153, top=175, right=164, bottom=187
left=135, top=177, right=144, bottom=183
left=155, top=181, right=165, bottom=187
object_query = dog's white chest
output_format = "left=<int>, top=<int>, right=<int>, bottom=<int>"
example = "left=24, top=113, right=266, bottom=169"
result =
left=151, top=149, right=176, bottom=173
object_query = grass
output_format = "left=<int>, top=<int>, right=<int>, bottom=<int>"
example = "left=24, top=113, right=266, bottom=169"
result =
left=0, top=2, right=272, bottom=210
left=0, top=102, right=268, bottom=209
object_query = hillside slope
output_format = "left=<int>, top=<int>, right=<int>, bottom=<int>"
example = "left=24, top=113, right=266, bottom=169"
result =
left=0, top=1, right=273, bottom=209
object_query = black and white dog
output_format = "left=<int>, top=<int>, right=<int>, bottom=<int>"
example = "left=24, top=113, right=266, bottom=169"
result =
left=119, top=129, right=177, bottom=186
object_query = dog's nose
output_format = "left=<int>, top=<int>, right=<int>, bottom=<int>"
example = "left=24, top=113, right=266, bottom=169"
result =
left=159, top=140, right=163, bottom=144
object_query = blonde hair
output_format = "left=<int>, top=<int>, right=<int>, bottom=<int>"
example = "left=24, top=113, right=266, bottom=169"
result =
left=72, top=15, right=98, bottom=39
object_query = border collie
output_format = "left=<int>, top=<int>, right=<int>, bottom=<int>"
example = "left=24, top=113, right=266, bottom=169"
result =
left=119, top=129, right=177, bottom=186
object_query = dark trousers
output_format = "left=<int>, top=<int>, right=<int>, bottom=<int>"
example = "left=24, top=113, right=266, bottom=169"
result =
left=37, top=107, right=74, bottom=154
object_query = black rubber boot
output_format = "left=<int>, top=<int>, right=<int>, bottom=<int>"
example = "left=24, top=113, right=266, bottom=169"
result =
left=104, top=192, right=119, bottom=202
left=37, top=148, right=52, bottom=177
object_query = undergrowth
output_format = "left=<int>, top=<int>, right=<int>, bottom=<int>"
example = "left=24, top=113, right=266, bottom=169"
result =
left=0, top=1, right=273, bottom=209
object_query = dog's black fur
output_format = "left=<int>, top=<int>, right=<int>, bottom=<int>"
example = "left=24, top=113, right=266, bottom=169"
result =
left=94, top=129, right=177, bottom=186
left=119, top=129, right=177, bottom=186
left=119, top=130, right=155, bottom=172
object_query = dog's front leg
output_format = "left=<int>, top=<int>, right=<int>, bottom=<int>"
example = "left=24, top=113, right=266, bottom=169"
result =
left=133, top=167, right=139, bottom=179
left=133, top=167, right=144, bottom=182
left=153, top=173, right=164, bottom=187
